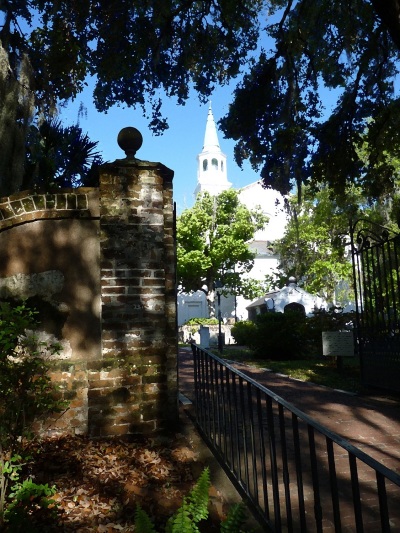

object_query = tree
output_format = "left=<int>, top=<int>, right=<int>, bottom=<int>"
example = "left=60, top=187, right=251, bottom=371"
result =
left=23, top=119, right=103, bottom=191
left=269, top=187, right=358, bottom=303
left=2, top=1, right=400, bottom=200
left=0, top=0, right=261, bottom=193
left=177, top=189, right=268, bottom=315
left=268, top=183, right=400, bottom=304
left=219, top=1, right=400, bottom=202
left=0, top=42, right=34, bottom=195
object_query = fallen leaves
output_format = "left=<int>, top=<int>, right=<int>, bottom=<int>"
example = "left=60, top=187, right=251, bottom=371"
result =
left=19, top=432, right=223, bottom=531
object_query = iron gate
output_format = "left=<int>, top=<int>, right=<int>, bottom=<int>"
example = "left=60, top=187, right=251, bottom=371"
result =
left=350, top=218, right=400, bottom=392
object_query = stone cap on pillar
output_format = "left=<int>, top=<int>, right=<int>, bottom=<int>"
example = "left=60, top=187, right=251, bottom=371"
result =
left=100, top=127, right=174, bottom=181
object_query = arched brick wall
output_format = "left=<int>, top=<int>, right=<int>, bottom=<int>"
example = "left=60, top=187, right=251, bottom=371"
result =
left=0, top=154, right=178, bottom=437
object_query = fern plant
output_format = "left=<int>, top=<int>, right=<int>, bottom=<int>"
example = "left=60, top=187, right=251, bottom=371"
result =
left=134, top=504, right=158, bottom=533
left=134, top=467, right=249, bottom=533
left=220, top=502, right=247, bottom=532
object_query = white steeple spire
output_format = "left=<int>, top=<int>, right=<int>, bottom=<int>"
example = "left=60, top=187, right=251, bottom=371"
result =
left=202, top=101, right=220, bottom=151
left=194, top=103, right=231, bottom=197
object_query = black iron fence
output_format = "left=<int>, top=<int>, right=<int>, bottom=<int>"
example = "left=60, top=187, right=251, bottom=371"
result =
left=191, top=343, right=400, bottom=532
left=350, top=219, right=400, bottom=392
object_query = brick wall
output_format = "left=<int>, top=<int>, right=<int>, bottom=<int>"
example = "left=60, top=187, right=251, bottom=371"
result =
left=0, top=189, right=98, bottom=227
left=92, top=158, right=177, bottom=436
left=0, top=138, right=178, bottom=437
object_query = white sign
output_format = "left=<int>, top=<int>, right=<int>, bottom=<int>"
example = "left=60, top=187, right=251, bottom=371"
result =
left=322, top=331, right=354, bottom=357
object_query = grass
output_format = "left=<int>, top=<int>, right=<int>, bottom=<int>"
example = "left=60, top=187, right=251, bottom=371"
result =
left=217, top=346, right=363, bottom=394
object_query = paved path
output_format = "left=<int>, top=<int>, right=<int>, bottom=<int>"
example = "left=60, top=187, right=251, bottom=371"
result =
left=178, top=347, right=400, bottom=531
left=179, top=348, right=400, bottom=473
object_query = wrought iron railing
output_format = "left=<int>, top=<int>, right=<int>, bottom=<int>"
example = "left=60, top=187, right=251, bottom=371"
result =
left=351, top=219, right=400, bottom=391
left=191, top=344, right=400, bottom=532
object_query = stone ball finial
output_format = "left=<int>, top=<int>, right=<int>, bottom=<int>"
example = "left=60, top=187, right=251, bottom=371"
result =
left=117, top=127, right=143, bottom=158
left=288, top=276, right=297, bottom=285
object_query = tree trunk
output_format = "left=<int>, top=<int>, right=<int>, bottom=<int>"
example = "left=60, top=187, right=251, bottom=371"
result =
left=206, top=289, right=216, bottom=318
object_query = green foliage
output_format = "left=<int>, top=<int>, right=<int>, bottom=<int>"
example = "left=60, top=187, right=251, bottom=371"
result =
left=266, top=184, right=400, bottom=303
left=0, top=301, right=68, bottom=451
left=251, top=312, right=309, bottom=360
left=232, top=309, right=355, bottom=359
left=134, top=504, right=158, bottom=533
left=0, top=301, right=68, bottom=528
left=177, top=189, right=268, bottom=315
left=0, top=454, right=22, bottom=524
left=2, top=2, right=400, bottom=201
left=134, top=468, right=248, bottom=533
left=219, top=1, right=400, bottom=203
left=306, top=309, right=355, bottom=333
left=269, top=186, right=357, bottom=302
left=220, top=503, right=247, bottom=532
left=4, top=479, right=58, bottom=531
left=23, top=118, right=103, bottom=191
left=165, top=467, right=210, bottom=533
left=184, top=318, right=219, bottom=326
left=166, top=499, right=201, bottom=533
left=236, top=277, right=270, bottom=301
left=231, top=321, right=257, bottom=346
left=0, top=0, right=260, bottom=193
left=305, top=309, right=356, bottom=355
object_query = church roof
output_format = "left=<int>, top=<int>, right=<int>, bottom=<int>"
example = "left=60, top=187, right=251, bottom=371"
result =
left=202, top=103, right=220, bottom=152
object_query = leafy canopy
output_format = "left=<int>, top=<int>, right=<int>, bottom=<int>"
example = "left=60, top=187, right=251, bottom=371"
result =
left=273, top=187, right=355, bottom=302
left=2, top=1, right=400, bottom=201
left=220, top=1, right=400, bottom=201
left=0, top=0, right=261, bottom=194
left=177, top=189, right=268, bottom=299
left=269, top=182, right=400, bottom=303
left=0, top=0, right=261, bottom=129
left=24, top=119, right=103, bottom=191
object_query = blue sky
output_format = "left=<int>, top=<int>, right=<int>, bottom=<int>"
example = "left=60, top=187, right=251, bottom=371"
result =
left=59, top=81, right=263, bottom=214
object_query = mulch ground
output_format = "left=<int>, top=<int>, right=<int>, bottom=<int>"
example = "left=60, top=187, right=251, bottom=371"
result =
left=11, top=432, right=228, bottom=532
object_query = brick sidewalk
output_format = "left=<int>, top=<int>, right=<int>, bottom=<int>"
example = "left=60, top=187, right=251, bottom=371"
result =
left=179, top=348, right=400, bottom=474
left=178, top=347, right=400, bottom=531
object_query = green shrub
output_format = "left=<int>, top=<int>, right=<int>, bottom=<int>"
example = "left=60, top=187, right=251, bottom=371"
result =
left=251, top=312, right=308, bottom=360
left=4, top=479, right=58, bottom=531
left=0, top=301, right=68, bottom=450
left=305, top=309, right=356, bottom=356
left=0, top=301, right=68, bottom=529
left=232, top=309, right=356, bottom=360
left=184, top=318, right=219, bottom=326
left=233, top=313, right=308, bottom=360
left=231, top=321, right=257, bottom=346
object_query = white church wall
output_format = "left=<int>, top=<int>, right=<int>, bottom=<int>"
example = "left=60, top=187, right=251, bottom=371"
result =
left=238, top=182, right=287, bottom=242
left=248, top=254, right=280, bottom=281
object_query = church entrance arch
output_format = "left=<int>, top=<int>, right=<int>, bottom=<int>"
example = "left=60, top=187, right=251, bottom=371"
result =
left=284, top=302, right=305, bottom=315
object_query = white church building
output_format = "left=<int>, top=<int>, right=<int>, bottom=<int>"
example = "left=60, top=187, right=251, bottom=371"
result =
left=177, top=104, right=289, bottom=326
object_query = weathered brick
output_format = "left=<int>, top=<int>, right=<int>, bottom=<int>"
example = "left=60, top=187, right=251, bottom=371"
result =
left=32, top=194, right=46, bottom=209
left=102, top=424, right=130, bottom=436
left=0, top=158, right=176, bottom=438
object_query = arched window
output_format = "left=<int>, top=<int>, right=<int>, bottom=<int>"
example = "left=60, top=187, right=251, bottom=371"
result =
left=284, top=302, right=306, bottom=315
left=212, top=158, right=218, bottom=170
left=203, top=159, right=208, bottom=171
left=221, top=161, right=224, bottom=172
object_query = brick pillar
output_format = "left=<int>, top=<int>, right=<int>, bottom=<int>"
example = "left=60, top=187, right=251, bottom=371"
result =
left=89, top=127, right=177, bottom=436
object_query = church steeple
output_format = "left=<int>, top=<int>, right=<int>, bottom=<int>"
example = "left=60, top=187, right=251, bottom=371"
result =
left=203, top=101, right=220, bottom=151
left=194, top=103, right=231, bottom=197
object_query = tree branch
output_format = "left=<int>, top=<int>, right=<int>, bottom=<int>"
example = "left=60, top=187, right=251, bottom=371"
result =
left=371, top=0, right=400, bottom=51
